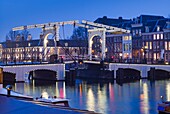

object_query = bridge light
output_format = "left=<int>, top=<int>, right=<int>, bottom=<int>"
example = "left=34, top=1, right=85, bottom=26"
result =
left=165, top=61, right=169, bottom=65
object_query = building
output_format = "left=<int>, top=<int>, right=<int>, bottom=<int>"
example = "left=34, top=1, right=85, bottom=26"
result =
left=1, top=14, right=170, bottom=64
left=0, top=39, right=88, bottom=64
left=95, top=15, right=170, bottom=63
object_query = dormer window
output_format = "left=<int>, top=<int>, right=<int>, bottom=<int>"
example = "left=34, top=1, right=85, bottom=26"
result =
left=166, top=22, right=170, bottom=29
left=157, top=26, right=160, bottom=32
left=145, top=26, right=149, bottom=32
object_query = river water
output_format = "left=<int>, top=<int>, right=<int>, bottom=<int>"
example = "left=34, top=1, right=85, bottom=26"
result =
left=3, top=79, right=170, bottom=114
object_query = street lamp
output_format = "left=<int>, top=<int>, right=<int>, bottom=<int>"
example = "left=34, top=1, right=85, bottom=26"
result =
left=119, top=53, right=122, bottom=63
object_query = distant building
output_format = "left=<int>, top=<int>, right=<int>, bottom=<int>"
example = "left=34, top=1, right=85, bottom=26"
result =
left=95, top=15, right=170, bottom=63
left=0, top=39, right=87, bottom=63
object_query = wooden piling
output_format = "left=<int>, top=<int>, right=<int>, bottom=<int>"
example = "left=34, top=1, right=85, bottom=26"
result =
left=148, top=67, right=155, bottom=80
left=0, top=68, right=3, bottom=84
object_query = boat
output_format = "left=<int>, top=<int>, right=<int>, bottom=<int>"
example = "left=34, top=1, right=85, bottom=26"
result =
left=158, top=96, right=170, bottom=114
left=34, top=96, right=69, bottom=107
left=34, top=91, right=69, bottom=107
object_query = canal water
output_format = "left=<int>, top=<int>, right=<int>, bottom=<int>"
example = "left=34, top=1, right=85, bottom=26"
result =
left=3, top=79, right=170, bottom=114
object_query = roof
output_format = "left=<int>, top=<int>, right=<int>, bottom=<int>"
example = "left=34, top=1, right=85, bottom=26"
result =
left=0, top=39, right=88, bottom=48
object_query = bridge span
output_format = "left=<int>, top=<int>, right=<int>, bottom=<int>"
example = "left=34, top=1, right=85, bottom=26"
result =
left=109, top=63, right=170, bottom=79
left=1, top=64, right=65, bottom=82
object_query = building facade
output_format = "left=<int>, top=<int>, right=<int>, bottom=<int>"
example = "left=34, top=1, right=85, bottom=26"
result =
left=95, top=15, right=170, bottom=64
left=0, top=39, right=88, bottom=64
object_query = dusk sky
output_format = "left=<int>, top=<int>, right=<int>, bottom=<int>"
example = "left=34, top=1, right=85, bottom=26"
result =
left=0, top=0, right=170, bottom=42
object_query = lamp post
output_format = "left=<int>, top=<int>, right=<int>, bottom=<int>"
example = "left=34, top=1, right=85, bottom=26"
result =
left=65, top=42, right=68, bottom=60
left=119, top=53, right=122, bottom=63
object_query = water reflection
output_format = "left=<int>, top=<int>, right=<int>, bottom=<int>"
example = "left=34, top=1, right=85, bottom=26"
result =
left=140, top=82, right=149, bottom=114
left=166, top=83, right=170, bottom=101
left=3, top=79, right=170, bottom=114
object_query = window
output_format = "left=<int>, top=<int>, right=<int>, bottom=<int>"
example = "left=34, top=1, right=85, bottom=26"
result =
left=123, top=36, right=129, bottom=40
left=139, top=29, right=141, bottom=36
left=124, top=44, right=129, bottom=51
left=154, top=53, right=156, bottom=60
left=146, top=42, right=148, bottom=49
left=132, top=30, right=135, bottom=36
left=157, top=26, right=160, bottom=31
left=129, top=44, right=132, bottom=51
left=165, top=42, right=168, bottom=50
left=153, top=34, right=156, bottom=40
left=153, top=41, right=156, bottom=50
left=160, top=41, right=163, bottom=49
left=161, top=34, right=163, bottom=39
left=149, top=42, right=152, bottom=49
left=164, top=33, right=168, bottom=39
left=157, top=34, right=159, bottom=40
left=145, top=26, right=149, bottom=32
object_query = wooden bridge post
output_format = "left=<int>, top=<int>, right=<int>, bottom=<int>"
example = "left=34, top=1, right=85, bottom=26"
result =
left=148, top=67, right=155, bottom=80
left=116, top=68, right=124, bottom=80
left=0, top=67, right=3, bottom=84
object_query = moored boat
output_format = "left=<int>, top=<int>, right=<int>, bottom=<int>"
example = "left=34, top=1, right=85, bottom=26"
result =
left=158, top=96, right=170, bottom=114
left=34, top=96, right=69, bottom=107
left=34, top=91, right=69, bottom=107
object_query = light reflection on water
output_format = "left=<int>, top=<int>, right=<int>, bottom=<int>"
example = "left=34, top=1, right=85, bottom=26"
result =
left=3, top=79, right=170, bottom=114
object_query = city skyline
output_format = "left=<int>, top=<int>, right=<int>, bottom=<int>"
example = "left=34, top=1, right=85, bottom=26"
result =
left=0, top=0, right=170, bottom=42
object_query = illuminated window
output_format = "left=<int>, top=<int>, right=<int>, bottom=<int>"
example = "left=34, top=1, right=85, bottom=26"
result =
left=157, top=34, right=159, bottom=39
left=123, top=36, right=128, bottom=40
left=157, top=26, right=160, bottom=31
left=129, top=36, right=132, bottom=40
left=139, top=29, right=141, bottom=36
left=28, top=43, right=31, bottom=47
left=161, top=34, right=163, bottom=39
left=149, top=42, right=152, bottom=49
left=169, top=42, right=170, bottom=50
left=165, top=42, right=168, bottom=50
left=40, top=48, right=42, bottom=52
left=146, top=42, right=148, bottom=48
left=154, top=53, right=156, bottom=60
left=153, top=34, right=156, bottom=40
left=124, top=44, right=129, bottom=51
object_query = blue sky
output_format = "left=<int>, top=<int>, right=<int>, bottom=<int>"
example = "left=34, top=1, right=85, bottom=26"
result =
left=0, top=0, right=170, bottom=42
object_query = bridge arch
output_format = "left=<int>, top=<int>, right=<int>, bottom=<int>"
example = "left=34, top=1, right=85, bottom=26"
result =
left=90, top=34, right=102, bottom=60
left=3, top=71, right=16, bottom=82
left=41, top=26, right=59, bottom=61
left=28, top=69, right=57, bottom=81
left=88, top=28, right=106, bottom=60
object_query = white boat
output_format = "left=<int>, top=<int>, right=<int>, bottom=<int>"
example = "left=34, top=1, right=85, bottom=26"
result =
left=34, top=96, right=69, bottom=107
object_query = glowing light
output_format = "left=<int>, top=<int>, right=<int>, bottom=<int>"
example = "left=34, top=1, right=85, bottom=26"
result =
left=41, top=91, right=49, bottom=99
left=166, top=83, right=170, bottom=101
left=87, top=88, right=95, bottom=111
left=140, top=83, right=149, bottom=114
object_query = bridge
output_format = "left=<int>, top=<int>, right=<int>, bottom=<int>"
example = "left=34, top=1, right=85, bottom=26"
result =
left=1, top=63, right=65, bottom=82
left=109, top=63, right=170, bottom=79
